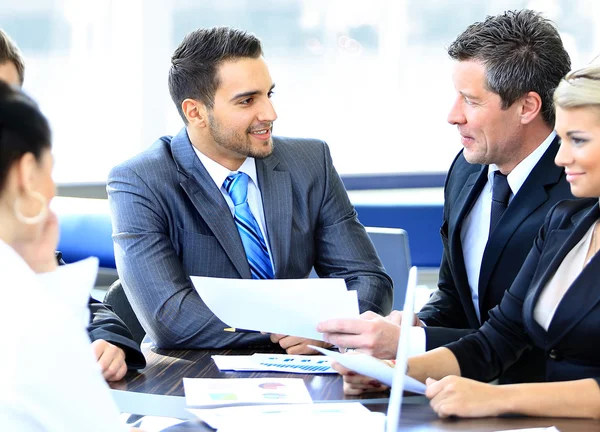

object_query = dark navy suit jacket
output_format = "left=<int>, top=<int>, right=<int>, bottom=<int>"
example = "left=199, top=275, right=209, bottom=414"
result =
left=418, top=137, right=574, bottom=383
left=447, top=198, right=600, bottom=387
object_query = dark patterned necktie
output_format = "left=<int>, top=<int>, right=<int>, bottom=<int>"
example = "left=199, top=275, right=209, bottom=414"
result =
left=224, top=172, right=274, bottom=279
left=489, top=171, right=511, bottom=235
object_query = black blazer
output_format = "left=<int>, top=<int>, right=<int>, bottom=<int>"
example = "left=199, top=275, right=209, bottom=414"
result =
left=417, top=137, right=574, bottom=382
left=56, top=252, right=146, bottom=370
left=447, top=198, right=600, bottom=387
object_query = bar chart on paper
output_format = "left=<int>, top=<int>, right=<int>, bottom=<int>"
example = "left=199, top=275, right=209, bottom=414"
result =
left=212, top=353, right=336, bottom=374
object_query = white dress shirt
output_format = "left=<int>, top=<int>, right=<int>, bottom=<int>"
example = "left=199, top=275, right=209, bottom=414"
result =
left=408, top=132, right=557, bottom=356
left=194, top=148, right=275, bottom=271
left=461, top=131, right=556, bottom=322
left=0, top=241, right=125, bottom=431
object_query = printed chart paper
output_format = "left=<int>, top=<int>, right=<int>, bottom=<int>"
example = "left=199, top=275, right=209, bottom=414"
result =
left=212, top=353, right=336, bottom=374
left=188, top=402, right=382, bottom=430
left=183, top=378, right=313, bottom=407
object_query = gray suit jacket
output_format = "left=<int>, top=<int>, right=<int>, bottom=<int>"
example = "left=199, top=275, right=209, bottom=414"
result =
left=107, top=128, right=392, bottom=349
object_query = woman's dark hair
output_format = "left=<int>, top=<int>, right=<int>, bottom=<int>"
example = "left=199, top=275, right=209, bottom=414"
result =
left=0, top=81, right=51, bottom=191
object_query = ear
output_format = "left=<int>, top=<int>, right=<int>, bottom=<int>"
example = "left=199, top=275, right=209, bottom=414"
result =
left=182, top=98, right=209, bottom=128
left=519, top=91, right=543, bottom=125
left=14, top=153, right=38, bottom=192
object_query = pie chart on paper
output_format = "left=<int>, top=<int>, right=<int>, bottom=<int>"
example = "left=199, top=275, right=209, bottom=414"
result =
left=258, top=382, right=287, bottom=390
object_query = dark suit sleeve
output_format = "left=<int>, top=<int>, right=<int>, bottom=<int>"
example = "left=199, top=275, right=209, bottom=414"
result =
left=417, top=154, right=472, bottom=337
left=56, top=252, right=146, bottom=369
left=312, top=142, right=393, bottom=315
left=443, top=207, right=556, bottom=382
left=87, top=298, right=146, bottom=370
left=108, top=164, right=271, bottom=349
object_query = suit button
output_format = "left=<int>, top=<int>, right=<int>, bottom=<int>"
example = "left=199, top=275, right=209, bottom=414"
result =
left=549, top=349, right=561, bottom=360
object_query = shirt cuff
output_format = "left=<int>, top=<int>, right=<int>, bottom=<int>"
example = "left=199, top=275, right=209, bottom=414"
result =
left=407, top=326, right=427, bottom=356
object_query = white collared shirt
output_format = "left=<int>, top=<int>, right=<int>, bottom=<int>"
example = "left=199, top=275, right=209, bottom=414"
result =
left=0, top=240, right=126, bottom=431
left=193, top=148, right=275, bottom=271
left=461, top=131, right=556, bottom=322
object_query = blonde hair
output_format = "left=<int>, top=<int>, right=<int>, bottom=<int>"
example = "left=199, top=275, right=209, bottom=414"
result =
left=554, top=62, right=600, bottom=110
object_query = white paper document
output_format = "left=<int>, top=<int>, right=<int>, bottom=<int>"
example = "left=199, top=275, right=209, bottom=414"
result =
left=308, top=345, right=426, bottom=395
left=212, top=353, right=336, bottom=373
left=183, top=378, right=313, bottom=407
left=494, top=428, right=560, bottom=432
left=188, top=402, right=384, bottom=431
left=190, top=276, right=359, bottom=340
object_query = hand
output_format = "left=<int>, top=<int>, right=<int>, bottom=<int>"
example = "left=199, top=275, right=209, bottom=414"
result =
left=12, top=210, right=59, bottom=273
left=269, top=334, right=332, bottom=355
left=331, top=359, right=390, bottom=396
left=92, top=339, right=128, bottom=382
left=426, top=376, right=506, bottom=418
left=317, top=311, right=423, bottom=359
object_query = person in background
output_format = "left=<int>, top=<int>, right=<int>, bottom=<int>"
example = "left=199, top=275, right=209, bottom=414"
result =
left=0, top=28, right=145, bottom=381
left=108, top=26, right=392, bottom=352
left=0, top=82, right=140, bottom=430
left=319, top=9, right=573, bottom=384
left=335, top=62, right=600, bottom=420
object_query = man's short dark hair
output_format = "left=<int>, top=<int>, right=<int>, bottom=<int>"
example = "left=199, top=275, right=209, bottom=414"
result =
left=448, top=9, right=570, bottom=127
left=0, top=81, right=51, bottom=191
left=0, top=29, right=25, bottom=85
left=168, top=26, right=263, bottom=123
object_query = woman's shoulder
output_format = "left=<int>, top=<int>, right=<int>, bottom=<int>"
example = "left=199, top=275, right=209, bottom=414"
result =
left=547, top=198, right=599, bottom=229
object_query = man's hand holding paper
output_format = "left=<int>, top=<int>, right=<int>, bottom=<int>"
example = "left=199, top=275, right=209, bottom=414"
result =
left=317, top=310, right=424, bottom=359
left=269, top=334, right=332, bottom=355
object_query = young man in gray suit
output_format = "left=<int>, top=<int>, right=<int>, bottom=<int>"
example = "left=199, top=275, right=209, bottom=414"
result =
left=319, top=10, right=574, bottom=383
left=108, top=27, right=393, bottom=352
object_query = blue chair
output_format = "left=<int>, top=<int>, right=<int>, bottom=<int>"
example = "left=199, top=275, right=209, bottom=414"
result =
left=52, top=197, right=115, bottom=268
left=365, top=227, right=411, bottom=311
left=353, top=203, right=443, bottom=268
left=310, top=227, right=411, bottom=311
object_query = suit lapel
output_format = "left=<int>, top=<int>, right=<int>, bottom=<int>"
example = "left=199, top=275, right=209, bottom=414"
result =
left=256, top=151, right=292, bottom=277
left=528, top=205, right=600, bottom=347
left=478, top=138, right=563, bottom=299
left=449, top=166, right=488, bottom=325
left=171, top=128, right=250, bottom=278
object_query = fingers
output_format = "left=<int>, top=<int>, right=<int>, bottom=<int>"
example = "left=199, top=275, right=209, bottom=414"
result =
left=317, top=318, right=367, bottom=336
left=92, top=339, right=127, bottom=382
left=331, top=360, right=390, bottom=395
left=425, top=377, right=442, bottom=399
left=270, top=333, right=285, bottom=344
left=275, top=336, right=329, bottom=355
left=386, top=310, right=403, bottom=325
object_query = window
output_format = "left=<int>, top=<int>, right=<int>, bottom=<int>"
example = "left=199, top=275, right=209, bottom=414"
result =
left=2, top=0, right=598, bottom=184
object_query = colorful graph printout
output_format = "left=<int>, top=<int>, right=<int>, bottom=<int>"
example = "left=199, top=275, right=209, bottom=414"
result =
left=183, top=378, right=313, bottom=407
left=212, top=353, right=336, bottom=374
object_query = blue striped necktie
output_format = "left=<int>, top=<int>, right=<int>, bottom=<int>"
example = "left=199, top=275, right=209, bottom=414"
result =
left=224, top=172, right=274, bottom=279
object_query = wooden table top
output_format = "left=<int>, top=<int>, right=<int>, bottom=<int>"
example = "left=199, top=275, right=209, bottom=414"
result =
left=110, top=343, right=600, bottom=431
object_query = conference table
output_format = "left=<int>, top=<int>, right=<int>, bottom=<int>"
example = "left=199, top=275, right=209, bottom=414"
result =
left=110, top=342, right=599, bottom=431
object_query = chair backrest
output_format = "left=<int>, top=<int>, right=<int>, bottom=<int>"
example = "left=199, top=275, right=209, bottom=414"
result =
left=309, top=227, right=411, bottom=311
left=365, top=227, right=411, bottom=311
left=103, top=280, right=146, bottom=345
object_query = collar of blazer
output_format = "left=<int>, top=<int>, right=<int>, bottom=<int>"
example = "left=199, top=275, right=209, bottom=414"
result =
left=169, top=128, right=293, bottom=278
left=523, top=199, right=600, bottom=347
left=478, top=137, right=568, bottom=298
